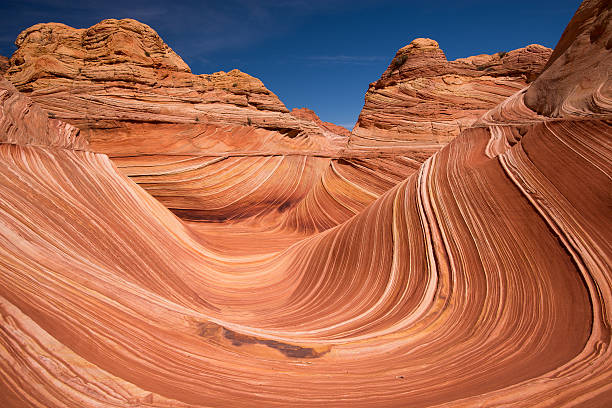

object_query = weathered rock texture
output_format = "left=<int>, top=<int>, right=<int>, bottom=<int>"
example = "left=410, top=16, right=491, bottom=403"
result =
left=0, top=77, right=86, bottom=149
left=0, top=1, right=611, bottom=406
left=524, top=0, right=611, bottom=117
left=350, top=38, right=552, bottom=150
left=3, top=19, right=360, bottom=223
left=0, top=56, right=8, bottom=75
left=290, top=107, right=351, bottom=137
left=4, top=19, right=347, bottom=146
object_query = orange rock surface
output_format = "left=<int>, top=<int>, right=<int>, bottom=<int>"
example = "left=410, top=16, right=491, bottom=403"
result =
left=350, top=38, right=551, bottom=150
left=524, top=0, right=611, bottom=118
left=4, top=18, right=348, bottom=144
left=0, top=56, right=8, bottom=75
left=291, top=107, right=352, bottom=137
left=0, top=1, right=611, bottom=406
left=3, top=19, right=367, bottom=225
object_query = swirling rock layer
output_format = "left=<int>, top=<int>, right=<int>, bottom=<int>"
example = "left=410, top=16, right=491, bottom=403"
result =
left=524, top=0, right=611, bottom=118
left=3, top=18, right=358, bottom=223
left=350, top=38, right=552, bottom=149
left=0, top=1, right=611, bottom=406
left=0, top=77, right=86, bottom=149
left=4, top=18, right=346, bottom=142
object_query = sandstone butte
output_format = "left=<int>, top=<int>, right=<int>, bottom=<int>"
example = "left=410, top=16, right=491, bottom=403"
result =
left=0, top=0, right=610, bottom=406
left=4, top=18, right=347, bottom=152
left=3, top=18, right=551, bottom=228
left=350, top=38, right=552, bottom=150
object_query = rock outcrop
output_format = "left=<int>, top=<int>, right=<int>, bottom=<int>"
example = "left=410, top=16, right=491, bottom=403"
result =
left=0, top=1, right=611, bottom=406
left=0, top=56, right=8, bottom=75
left=3, top=18, right=357, bottom=223
left=4, top=19, right=347, bottom=145
left=290, top=107, right=351, bottom=137
left=350, top=38, right=552, bottom=149
left=524, top=0, right=611, bottom=117
left=0, top=77, right=86, bottom=149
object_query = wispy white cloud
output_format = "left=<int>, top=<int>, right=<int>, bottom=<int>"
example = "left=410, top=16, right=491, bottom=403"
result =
left=0, top=0, right=383, bottom=59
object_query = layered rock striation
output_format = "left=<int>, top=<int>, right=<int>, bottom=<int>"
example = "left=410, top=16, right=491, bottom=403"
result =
left=0, top=55, right=8, bottom=75
left=290, top=107, right=351, bottom=137
left=350, top=38, right=552, bottom=150
left=0, top=2, right=611, bottom=406
left=4, top=19, right=347, bottom=146
left=3, top=19, right=362, bottom=225
left=0, top=77, right=86, bottom=149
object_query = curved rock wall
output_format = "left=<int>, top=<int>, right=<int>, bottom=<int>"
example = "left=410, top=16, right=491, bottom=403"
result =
left=0, top=1, right=611, bottom=406
left=0, top=77, right=86, bottom=149
left=524, top=0, right=611, bottom=117
left=3, top=19, right=359, bottom=226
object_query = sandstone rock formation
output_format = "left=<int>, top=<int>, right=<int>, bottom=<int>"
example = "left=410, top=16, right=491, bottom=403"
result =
left=350, top=38, right=552, bottom=150
left=0, top=55, right=8, bottom=75
left=0, top=1, right=611, bottom=406
left=524, top=0, right=611, bottom=117
left=1, top=18, right=430, bottom=229
left=290, top=107, right=351, bottom=137
left=0, top=77, right=86, bottom=149
left=4, top=19, right=346, bottom=144
left=3, top=18, right=364, bottom=225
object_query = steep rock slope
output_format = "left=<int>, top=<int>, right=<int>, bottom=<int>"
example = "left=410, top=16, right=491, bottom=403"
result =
left=3, top=18, right=430, bottom=230
left=350, top=38, right=551, bottom=149
left=524, top=0, right=611, bottom=117
left=5, top=19, right=337, bottom=140
left=0, top=1, right=611, bottom=406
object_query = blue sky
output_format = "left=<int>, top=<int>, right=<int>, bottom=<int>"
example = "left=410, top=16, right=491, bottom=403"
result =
left=0, top=0, right=581, bottom=128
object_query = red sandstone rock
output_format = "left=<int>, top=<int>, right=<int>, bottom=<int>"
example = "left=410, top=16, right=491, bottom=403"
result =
left=0, top=1, right=611, bottom=406
left=350, top=38, right=551, bottom=149
left=4, top=19, right=357, bottom=223
left=477, top=0, right=610, bottom=127
left=0, top=77, right=86, bottom=149
left=290, top=107, right=351, bottom=137
left=5, top=19, right=347, bottom=144
left=0, top=56, right=8, bottom=76
left=524, top=0, right=611, bottom=117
